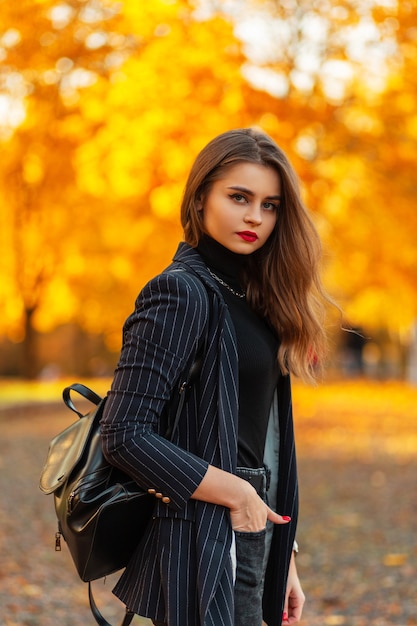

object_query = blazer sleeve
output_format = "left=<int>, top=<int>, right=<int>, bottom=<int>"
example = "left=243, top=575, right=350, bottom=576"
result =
left=100, top=270, right=210, bottom=512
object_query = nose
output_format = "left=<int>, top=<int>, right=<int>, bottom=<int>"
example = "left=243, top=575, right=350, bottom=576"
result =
left=244, top=206, right=262, bottom=225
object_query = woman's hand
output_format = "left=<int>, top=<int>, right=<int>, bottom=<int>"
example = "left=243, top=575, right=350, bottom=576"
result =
left=230, top=478, right=291, bottom=533
left=191, top=464, right=291, bottom=533
left=282, top=552, right=305, bottom=625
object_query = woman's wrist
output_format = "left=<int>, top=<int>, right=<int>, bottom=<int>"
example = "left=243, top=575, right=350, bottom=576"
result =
left=191, top=464, right=254, bottom=509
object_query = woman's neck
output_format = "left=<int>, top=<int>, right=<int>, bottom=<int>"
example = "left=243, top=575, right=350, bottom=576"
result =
left=196, top=235, right=247, bottom=285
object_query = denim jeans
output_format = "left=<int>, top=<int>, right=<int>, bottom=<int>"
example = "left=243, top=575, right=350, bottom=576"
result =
left=234, top=526, right=267, bottom=626
left=233, top=466, right=269, bottom=626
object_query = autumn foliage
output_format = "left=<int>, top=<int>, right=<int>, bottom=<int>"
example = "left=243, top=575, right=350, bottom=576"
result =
left=0, top=0, right=416, bottom=377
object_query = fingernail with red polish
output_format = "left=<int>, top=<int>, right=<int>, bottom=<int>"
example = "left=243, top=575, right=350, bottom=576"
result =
left=282, top=516, right=291, bottom=521
left=283, top=611, right=288, bottom=621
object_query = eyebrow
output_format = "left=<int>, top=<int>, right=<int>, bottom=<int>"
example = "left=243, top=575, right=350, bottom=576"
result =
left=226, top=185, right=281, bottom=201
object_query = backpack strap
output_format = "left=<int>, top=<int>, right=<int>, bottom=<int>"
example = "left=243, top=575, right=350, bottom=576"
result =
left=88, top=582, right=134, bottom=626
left=164, top=347, right=203, bottom=440
left=63, top=383, right=102, bottom=418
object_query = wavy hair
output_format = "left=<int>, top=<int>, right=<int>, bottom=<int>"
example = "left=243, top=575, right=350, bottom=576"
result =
left=181, top=128, right=333, bottom=382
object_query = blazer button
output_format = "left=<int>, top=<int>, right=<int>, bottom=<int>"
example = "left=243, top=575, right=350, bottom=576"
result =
left=155, top=492, right=163, bottom=499
left=147, top=488, right=156, bottom=495
left=162, top=496, right=171, bottom=504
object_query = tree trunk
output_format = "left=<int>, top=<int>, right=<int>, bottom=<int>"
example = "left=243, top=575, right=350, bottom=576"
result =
left=22, top=306, right=39, bottom=379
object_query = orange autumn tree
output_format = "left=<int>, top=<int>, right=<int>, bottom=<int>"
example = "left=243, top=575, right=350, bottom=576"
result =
left=0, top=0, right=133, bottom=376
left=342, top=4, right=415, bottom=339
left=0, top=0, right=258, bottom=377
left=307, top=1, right=417, bottom=337
left=238, top=0, right=417, bottom=338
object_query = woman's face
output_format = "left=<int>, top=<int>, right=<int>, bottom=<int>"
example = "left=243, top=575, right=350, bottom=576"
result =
left=200, top=162, right=280, bottom=255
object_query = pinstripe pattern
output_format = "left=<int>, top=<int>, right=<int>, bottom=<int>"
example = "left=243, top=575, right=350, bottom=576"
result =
left=100, top=243, right=298, bottom=626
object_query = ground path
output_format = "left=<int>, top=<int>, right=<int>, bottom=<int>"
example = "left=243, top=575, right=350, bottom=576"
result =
left=0, top=380, right=416, bottom=625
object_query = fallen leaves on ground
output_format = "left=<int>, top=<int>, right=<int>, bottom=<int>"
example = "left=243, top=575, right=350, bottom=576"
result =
left=0, top=379, right=416, bottom=625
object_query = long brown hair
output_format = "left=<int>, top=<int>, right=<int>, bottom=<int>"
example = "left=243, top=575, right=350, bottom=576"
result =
left=181, top=128, right=333, bottom=382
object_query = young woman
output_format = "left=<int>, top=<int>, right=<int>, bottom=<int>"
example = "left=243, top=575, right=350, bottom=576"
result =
left=101, top=128, right=330, bottom=626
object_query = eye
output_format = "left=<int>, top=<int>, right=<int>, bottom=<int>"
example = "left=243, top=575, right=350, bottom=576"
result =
left=263, top=201, right=279, bottom=211
left=230, top=193, right=247, bottom=204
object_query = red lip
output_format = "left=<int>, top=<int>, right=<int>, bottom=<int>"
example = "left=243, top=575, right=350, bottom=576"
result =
left=237, top=231, right=258, bottom=242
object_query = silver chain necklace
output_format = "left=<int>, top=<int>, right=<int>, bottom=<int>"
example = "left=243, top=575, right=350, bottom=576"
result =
left=208, top=269, right=245, bottom=299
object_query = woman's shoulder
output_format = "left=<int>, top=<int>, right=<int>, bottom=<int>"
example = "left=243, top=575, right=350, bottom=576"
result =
left=145, top=243, right=211, bottom=301
left=128, top=258, right=210, bottom=325
left=122, top=268, right=210, bottom=339
left=144, top=263, right=209, bottom=302
left=123, top=244, right=214, bottom=328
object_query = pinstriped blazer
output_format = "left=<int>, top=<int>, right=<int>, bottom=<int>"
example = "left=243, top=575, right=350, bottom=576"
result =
left=100, top=242, right=298, bottom=626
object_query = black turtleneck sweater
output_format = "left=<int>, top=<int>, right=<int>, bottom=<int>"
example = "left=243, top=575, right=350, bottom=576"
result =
left=197, top=236, right=280, bottom=469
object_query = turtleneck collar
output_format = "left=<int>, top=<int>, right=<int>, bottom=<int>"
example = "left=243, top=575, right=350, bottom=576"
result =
left=196, top=235, right=248, bottom=288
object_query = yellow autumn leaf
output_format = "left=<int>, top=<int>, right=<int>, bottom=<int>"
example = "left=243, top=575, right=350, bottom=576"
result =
left=383, top=554, right=408, bottom=567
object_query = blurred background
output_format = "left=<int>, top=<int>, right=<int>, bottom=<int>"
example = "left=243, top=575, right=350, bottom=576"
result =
left=0, top=0, right=416, bottom=382
left=1, top=2, right=417, bottom=625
